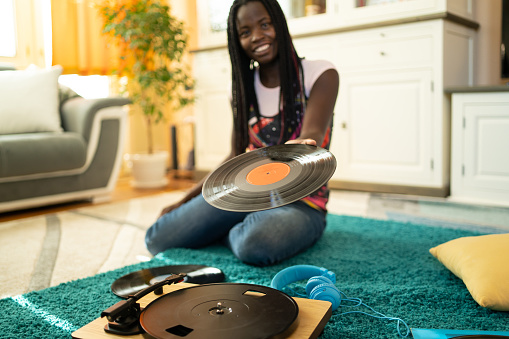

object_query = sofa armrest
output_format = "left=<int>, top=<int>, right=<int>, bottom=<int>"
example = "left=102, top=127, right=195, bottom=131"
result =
left=61, top=97, right=131, bottom=143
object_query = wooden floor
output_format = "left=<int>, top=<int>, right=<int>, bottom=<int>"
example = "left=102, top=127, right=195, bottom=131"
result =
left=0, top=171, right=197, bottom=223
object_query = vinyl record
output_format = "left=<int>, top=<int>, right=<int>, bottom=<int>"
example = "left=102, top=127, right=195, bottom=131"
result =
left=111, top=265, right=225, bottom=298
left=202, top=144, right=336, bottom=212
left=139, top=283, right=299, bottom=339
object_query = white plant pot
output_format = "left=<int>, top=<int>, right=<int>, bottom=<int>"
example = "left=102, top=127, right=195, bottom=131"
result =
left=126, top=151, right=169, bottom=188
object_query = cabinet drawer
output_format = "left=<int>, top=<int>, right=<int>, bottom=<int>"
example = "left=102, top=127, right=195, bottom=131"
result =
left=339, top=35, right=433, bottom=69
left=337, top=23, right=435, bottom=70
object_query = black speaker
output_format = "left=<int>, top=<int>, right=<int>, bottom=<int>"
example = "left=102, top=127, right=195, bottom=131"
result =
left=502, top=0, right=509, bottom=78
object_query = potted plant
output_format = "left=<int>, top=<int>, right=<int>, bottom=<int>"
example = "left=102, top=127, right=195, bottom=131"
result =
left=98, top=0, right=194, bottom=188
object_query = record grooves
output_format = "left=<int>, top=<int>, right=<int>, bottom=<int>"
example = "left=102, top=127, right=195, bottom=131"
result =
left=111, top=265, right=225, bottom=298
left=203, top=144, right=336, bottom=212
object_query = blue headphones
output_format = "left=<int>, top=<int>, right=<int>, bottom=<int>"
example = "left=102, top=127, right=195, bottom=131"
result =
left=270, top=265, right=341, bottom=311
left=270, top=264, right=410, bottom=337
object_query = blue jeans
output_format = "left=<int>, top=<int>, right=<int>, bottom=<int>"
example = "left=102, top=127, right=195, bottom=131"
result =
left=145, top=194, right=326, bottom=266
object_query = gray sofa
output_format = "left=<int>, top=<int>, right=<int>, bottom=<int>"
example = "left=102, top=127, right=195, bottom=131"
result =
left=0, top=65, right=130, bottom=213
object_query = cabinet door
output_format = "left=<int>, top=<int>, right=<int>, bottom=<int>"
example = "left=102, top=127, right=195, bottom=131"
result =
left=451, top=92, right=509, bottom=205
left=193, top=50, right=232, bottom=171
left=331, top=69, right=435, bottom=186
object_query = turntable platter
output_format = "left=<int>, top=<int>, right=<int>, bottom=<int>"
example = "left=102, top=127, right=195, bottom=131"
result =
left=140, top=283, right=299, bottom=339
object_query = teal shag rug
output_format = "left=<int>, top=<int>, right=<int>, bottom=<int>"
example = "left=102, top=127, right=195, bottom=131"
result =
left=1, top=215, right=508, bottom=338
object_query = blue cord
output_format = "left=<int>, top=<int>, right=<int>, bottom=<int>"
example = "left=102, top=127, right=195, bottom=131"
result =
left=282, top=285, right=410, bottom=337
left=334, top=291, right=410, bottom=338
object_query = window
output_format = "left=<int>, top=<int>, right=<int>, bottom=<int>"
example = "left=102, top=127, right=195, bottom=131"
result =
left=0, top=0, right=17, bottom=58
left=0, top=0, right=46, bottom=68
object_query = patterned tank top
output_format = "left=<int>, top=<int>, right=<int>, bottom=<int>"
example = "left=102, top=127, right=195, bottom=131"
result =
left=246, top=59, right=335, bottom=212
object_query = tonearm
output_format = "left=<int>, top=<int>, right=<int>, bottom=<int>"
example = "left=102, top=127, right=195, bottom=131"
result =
left=101, top=273, right=187, bottom=335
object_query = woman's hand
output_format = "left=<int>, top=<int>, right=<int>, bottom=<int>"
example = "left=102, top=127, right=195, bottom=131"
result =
left=285, top=138, right=317, bottom=146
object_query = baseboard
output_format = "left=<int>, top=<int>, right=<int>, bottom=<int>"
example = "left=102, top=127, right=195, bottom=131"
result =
left=328, top=180, right=450, bottom=198
left=0, top=188, right=112, bottom=214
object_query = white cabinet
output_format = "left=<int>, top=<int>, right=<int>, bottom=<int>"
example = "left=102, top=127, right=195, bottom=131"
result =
left=195, top=0, right=475, bottom=48
left=328, top=20, right=475, bottom=194
left=192, top=0, right=478, bottom=196
left=450, top=91, right=509, bottom=206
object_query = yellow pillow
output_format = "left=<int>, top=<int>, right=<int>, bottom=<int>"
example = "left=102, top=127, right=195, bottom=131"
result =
left=429, top=233, right=509, bottom=311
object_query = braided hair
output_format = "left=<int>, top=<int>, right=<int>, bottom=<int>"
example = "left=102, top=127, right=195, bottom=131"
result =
left=227, top=0, right=305, bottom=155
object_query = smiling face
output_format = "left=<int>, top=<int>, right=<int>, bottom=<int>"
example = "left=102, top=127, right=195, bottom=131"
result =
left=236, top=1, right=278, bottom=66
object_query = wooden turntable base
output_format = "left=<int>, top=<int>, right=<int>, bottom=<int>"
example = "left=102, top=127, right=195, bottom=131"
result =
left=72, top=282, right=332, bottom=339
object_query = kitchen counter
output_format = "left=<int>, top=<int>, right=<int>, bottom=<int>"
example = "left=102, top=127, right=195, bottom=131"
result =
left=445, top=84, right=509, bottom=93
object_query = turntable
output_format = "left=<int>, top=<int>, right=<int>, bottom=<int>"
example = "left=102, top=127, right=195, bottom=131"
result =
left=72, top=144, right=336, bottom=338
left=72, top=280, right=332, bottom=339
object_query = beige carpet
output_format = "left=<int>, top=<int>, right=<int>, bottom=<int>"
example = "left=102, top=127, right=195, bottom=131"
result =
left=0, top=191, right=186, bottom=299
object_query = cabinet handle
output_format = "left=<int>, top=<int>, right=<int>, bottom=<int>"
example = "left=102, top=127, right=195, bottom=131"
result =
left=380, top=51, right=386, bottom=56
left=341, top=122, right=347, bottom=129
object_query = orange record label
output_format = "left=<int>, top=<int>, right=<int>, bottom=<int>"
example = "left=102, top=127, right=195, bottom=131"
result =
left=246, top=162, right=291, bottom=186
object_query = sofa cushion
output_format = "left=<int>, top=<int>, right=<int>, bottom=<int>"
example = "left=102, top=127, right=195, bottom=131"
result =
left=0, top=63, right=16, bottom=71
left=0, top=66, right=63, bottom=135
left=0, top=133, right=87, bottom=178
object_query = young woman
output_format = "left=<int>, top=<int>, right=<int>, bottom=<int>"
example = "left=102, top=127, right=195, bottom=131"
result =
left=145, top=0, right=339, bottom=266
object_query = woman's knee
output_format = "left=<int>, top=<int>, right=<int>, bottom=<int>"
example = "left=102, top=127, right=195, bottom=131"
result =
left=229, top=204, right=326, bottom=266
left=144, top=213, right=193, bottom=255
left=145, top=220, right=168, bottom=255
left=230, top=231, right=284, bottom=266
left=233, top=242, right=277, bottom=266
